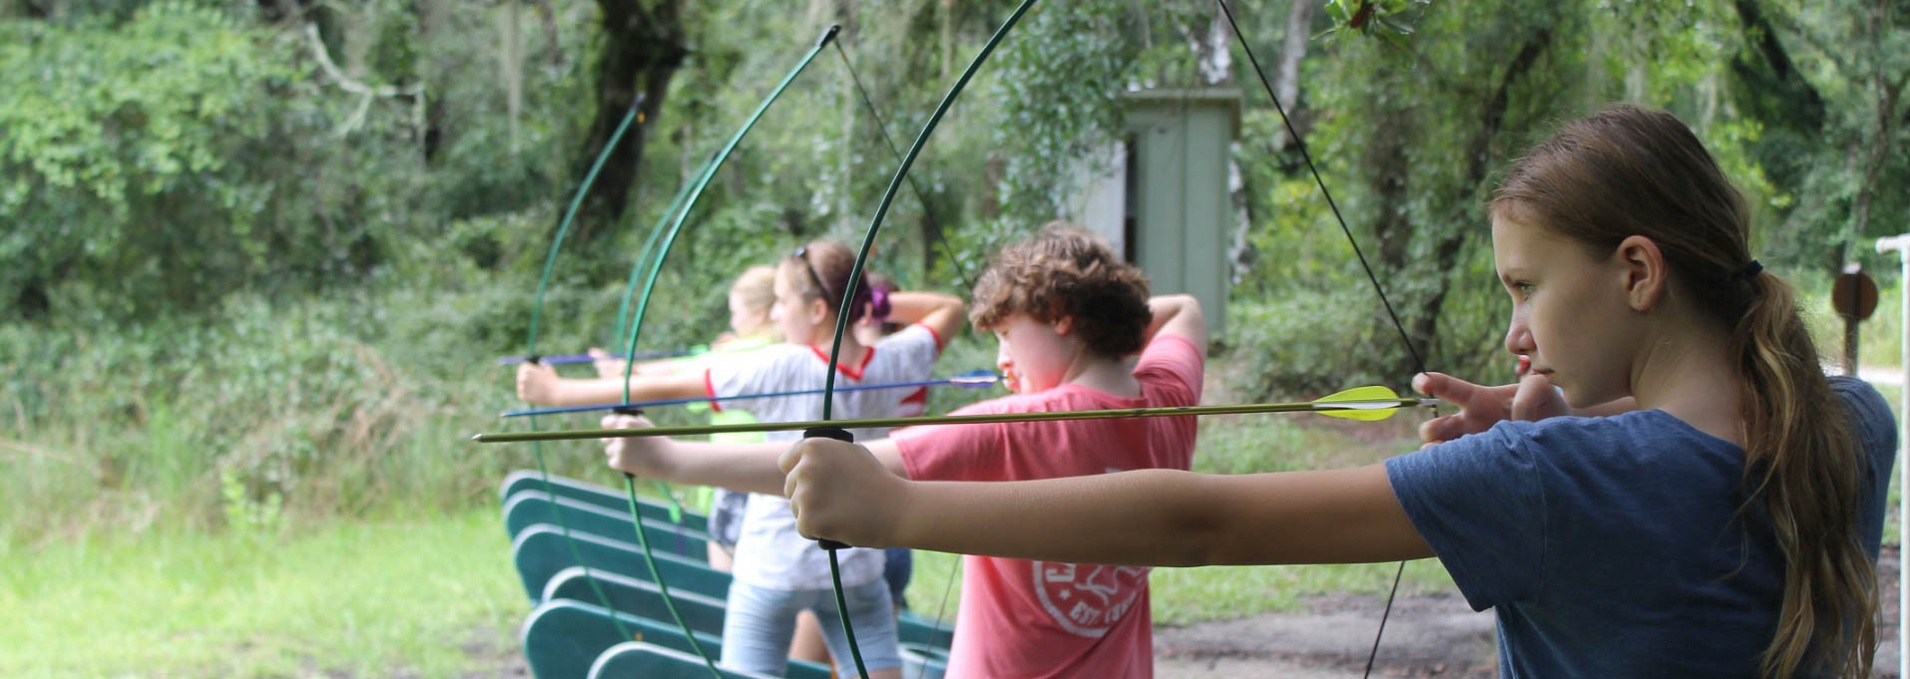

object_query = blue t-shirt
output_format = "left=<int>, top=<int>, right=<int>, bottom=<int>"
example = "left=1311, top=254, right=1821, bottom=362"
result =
left=1385, top=376, right=1896, bottom=677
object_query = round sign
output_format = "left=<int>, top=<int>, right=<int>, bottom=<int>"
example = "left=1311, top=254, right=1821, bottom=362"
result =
left=1832, top=271, right=1879, bottom=321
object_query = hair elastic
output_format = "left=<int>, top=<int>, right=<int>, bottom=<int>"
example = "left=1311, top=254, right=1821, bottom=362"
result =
left=1734, top=259, right=1763, bottom=281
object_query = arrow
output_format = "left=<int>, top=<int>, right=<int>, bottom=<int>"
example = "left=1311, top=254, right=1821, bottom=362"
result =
left=497, top=348, right=698, bottom=367
left=499, top=369, right=1004, bottom=418
left=473, top=386, right=1439, bottom=443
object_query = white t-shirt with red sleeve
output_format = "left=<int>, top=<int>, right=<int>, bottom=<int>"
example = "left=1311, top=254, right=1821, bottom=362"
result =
left=893, top=333, right=1203, bottom=679
left=706, top=323, right=943, bottom=591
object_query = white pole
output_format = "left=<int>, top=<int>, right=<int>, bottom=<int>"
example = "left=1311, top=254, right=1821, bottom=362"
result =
left=1875, top=234, right=1910, bottom=679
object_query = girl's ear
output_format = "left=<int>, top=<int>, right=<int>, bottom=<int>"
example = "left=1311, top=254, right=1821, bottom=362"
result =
left=807, top=296, right=832, bottom=326
left=1054, top=316, right=1074, bottom=336
left=1614, top=235, right=1669, bottom=312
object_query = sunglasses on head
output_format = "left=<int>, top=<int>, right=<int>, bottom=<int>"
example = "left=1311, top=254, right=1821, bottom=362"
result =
left=791, top=245, right=831, bottom=300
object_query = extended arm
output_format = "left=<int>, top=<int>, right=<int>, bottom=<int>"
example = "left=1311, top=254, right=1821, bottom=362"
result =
left=517, top=362, right=706, bottom=406
left=605, top=414, right=911, bottom=495
left=781, top=439, right=1432, bottom=567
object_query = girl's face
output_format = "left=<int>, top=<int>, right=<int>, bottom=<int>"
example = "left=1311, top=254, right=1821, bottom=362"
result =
left=728, top=291, right=770, bottom=337
left=771, top=270, right=826, bottom=345
left=1492, top=213, right=1645, bottom=408
left=991, top=314, right=1076, bottom=394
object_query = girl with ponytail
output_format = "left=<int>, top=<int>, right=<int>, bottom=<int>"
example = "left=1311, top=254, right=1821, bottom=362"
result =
left=779, top=105, right=1898, bottom=677
left=521, top=242, right=967, bottom=678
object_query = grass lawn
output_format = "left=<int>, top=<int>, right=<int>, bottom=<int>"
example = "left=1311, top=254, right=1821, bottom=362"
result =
left=0, top=508, right=526, bottom=678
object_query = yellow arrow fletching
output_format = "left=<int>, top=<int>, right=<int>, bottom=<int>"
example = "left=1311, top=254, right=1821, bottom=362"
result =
left=1311, top=385, right=1404, bottom=422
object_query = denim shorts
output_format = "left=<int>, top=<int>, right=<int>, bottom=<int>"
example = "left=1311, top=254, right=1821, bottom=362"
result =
left=883, top=548, right=913, bottom=609
left=706, top=488, right=747, bottom=548
left=721, top=578, right=901, bottom=674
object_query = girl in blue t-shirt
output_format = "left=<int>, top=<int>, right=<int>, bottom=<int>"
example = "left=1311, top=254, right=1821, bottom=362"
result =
left=779, top=105, right=1896, bottom=678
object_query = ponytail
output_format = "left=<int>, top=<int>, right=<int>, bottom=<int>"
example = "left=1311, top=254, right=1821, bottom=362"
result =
left=1736, top=274, right=1875, bottom=678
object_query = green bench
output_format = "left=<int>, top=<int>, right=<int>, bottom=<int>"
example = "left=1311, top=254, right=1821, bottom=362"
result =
left=522, top=599, right=829, bottom=679
left=499, top=470, right=709, bottom=533
left=542, top=566, right=727, bottom=638
left=586, top=642, right=779, bottom=679
left=543, top=565, right=954, bottom=647
left=899, top=642, right=950, bottom=679
left=513, top=524, right=731, bottom=602
left=503, top=492, right=710, bottom=559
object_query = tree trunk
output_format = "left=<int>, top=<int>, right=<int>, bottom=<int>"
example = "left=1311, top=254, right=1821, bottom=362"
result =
left=1270, top=0, right=1317, bottom=150
left=572, top=0, right=687, bottom=245
left=1407, top=28, right=1554, bottom=368
left=415, top=0, right=449, bottom=164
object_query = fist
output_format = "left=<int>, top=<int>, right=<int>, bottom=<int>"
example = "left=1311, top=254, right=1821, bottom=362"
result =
left=779, top=437, right=905, bottom=548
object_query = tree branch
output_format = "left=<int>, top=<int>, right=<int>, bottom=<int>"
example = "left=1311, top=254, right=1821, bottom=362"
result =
left=302, top=22, right=424, bottom=138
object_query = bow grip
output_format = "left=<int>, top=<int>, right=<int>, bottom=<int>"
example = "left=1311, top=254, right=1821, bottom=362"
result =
left=803, top=426, right=854, bottom=550
left=612, top=406, right=645, bottom=480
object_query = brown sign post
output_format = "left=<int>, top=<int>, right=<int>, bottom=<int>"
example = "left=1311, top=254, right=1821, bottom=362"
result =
left=1832, top=266, right=1879, bottom=374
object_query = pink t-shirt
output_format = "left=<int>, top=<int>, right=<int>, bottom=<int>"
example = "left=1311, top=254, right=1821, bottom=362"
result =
left=894, top=334, right=1204, bottom=679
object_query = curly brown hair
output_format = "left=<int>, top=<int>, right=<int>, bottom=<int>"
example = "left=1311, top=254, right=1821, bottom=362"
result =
left=969, top=223, right=1151, bottom=358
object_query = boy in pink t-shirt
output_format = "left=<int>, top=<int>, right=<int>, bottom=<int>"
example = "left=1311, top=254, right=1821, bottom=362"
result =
left=890, top=331, right=1200, bottom=677
left=603, top=225, right=1206, bottom=678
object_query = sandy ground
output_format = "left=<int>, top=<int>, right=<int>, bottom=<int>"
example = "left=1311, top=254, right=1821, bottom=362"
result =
left=1155, top=544, right=1904, bottom=678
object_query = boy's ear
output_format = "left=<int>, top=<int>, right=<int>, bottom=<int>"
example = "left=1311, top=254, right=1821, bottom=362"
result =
left=1614, top=235, right=1668, bottom=312
left=1054, top=315, right=1074, bottom=336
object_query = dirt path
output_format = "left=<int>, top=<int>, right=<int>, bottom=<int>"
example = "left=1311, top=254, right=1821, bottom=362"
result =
left=1155, top=591, right=1497, bottom=678
left=1156, top=544, right=1904, bottom=678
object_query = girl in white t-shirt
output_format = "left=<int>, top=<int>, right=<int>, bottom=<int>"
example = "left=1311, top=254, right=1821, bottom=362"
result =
left=522, top=241, right=965, bottom=679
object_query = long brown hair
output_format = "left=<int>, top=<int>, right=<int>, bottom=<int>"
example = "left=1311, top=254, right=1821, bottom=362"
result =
left=1492, top=104, right=1875, bottom=677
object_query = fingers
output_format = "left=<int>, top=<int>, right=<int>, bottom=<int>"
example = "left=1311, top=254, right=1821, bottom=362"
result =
left=780, top=437, right=879, bottom=544
left=1508, top=373, right=1565, bottom=421
left=1418, top=413, right=1467, bottom=446
left=515, top=363, right=553, bottom=402
left=780, top=441, right=808, bottom=515
left=598, top=413, right=650, bottom=430
left=1413, top=371, right=1481, bottom=403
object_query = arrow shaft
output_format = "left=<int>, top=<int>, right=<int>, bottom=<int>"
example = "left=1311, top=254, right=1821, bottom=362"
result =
left=474, top=397, right=1436, bottom=443
left=497, top=349, right=696, bottom=366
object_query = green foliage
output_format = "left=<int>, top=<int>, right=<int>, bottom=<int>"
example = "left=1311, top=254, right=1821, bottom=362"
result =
left=0, top=280, right=578, bottom=539
left=0, top=3, right=293, bottom=319
left=991, top=1, right=1139, bottom=225
left=1320, top=0, right=1434, bottom=48
left=1224, top=289, right=1398, bottom=398
left=220, top=465, right=284, bottom=535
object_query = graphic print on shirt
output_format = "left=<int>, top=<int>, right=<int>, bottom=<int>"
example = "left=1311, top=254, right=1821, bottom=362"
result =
left=1032, top=562, right=1151, bottom=637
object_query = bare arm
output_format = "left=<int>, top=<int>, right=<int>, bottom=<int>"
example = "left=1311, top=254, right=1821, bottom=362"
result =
left=782, top=439, right=1432, bottom=566
left=606, top=415, right=911, bottom=495
left=1143, top=294, right=1206, bottom=348
left=518, top=363, right=706, bottom=407
left=885, top=291, right=966, bottom=344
